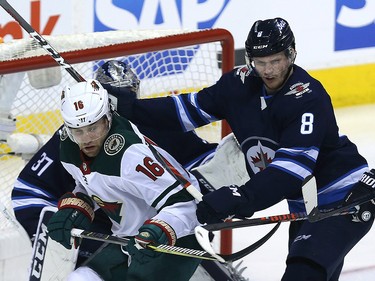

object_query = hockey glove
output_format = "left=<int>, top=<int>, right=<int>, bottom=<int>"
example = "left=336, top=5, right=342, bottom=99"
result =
left=196, top=185, right=254, bottom=224
left=344, top=169, right=375, bottom=223
left=47, top=192, right=95, bottom=249
left=127, top=219, right=177, bottom=264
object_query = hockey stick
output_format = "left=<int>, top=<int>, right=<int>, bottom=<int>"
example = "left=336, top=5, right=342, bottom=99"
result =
left=0, top=0, right=85, bottom=82
left=297, top=173, right=375, bottom=222
left=71, top=223, right=279, bottom=263
left=146, top=140, right=204, bottom=201
left=194, top=176, right=315, bottom=256
left=196, top=176, right=315, bottom=232
left=198, top=175, right=373, bottom=232
left=307, top=193, right=375, bottom=222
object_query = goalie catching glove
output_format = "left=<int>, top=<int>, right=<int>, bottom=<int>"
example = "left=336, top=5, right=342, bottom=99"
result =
left=127, top=219, right=177, bottom=263
left=196, top=185, right=254, bottom=224
left=344, top=169, right=375, bottom=223
left=47, top=192, right=95, bottom=249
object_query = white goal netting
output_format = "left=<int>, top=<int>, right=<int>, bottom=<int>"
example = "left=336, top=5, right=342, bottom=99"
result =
left=0, top=28, right=234, bottom=280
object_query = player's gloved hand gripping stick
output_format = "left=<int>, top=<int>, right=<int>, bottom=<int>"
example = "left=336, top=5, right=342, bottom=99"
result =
left=145, top=141, right=281, bottom=262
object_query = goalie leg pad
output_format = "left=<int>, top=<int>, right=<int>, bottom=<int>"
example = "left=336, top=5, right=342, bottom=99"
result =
left=29, top=206, right=78, bottom=281
left=67, top=266, right=104, bottom=281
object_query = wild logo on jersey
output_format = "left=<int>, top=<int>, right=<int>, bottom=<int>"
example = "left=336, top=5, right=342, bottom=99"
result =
left=92, top=195, right=122, bottom=224
left=104, top=133, right=125, bottom=156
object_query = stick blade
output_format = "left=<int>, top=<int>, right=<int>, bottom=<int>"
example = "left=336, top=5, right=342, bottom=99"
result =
left=194, top=226, right=225, bottom=263
left=302, top=175, right=317, bottom=215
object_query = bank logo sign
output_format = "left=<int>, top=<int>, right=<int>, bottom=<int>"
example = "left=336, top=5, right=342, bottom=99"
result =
left=335, top=0, right=375, bottom=51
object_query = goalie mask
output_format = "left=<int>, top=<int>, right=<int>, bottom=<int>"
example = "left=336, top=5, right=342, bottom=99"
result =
left=95, top=60, right=140, bottom=97
left=61, top=79, right=112, bottom=145
left=245, top=17, right=295, bottom=68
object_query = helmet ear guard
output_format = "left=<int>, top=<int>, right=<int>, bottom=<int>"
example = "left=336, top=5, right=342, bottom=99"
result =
left=285, top=46, right=297, bottom=63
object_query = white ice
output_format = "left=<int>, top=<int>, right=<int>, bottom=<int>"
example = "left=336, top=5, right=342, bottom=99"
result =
left=231, top=103, right=375, bottom=281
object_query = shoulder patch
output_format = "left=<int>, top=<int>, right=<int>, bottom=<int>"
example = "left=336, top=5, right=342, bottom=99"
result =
left=59, top=127, right=68, bottom=141
left=104, top=133, right=125, bottom=156
left=285, top=82, right=311, bottom=98
left=235, top=66, right=251, bottom=84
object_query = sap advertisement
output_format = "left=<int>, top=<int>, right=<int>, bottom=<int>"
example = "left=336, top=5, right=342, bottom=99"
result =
left=0, top=0, right=374, bottom=70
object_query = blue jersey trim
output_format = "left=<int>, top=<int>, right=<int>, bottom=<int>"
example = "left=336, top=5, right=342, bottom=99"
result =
left=17, top=178, right=55, bottom=198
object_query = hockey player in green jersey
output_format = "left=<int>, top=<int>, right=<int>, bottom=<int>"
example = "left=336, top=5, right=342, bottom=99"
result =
left=47, top=79, right=202, bottom=281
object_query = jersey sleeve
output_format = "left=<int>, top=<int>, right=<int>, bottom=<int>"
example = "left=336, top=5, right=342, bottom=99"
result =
left=112, top=70, right=239, bottom=132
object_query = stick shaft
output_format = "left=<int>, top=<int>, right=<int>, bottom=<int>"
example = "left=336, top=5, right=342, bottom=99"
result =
left=147, top=141, right=203, bottom=201
left=71, top=228, right=221, bottom=261
left=203, top=208, right=357, bottom=231
left=0, top=0, right=85, bottom=82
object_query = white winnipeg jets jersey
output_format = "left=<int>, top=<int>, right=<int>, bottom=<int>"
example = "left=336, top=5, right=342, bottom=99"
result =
left=60, top=115, right=201, bottom=238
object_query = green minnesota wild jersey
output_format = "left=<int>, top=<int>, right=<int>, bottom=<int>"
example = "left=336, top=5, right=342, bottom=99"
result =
left=60, top=114, right=201, bottom=238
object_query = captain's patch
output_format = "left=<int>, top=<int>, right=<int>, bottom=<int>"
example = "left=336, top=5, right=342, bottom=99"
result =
left=104, top=133, right=125, bottom=156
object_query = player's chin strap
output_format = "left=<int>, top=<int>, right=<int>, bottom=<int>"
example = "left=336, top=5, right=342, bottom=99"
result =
left=71, top=224, right=279, bottom=263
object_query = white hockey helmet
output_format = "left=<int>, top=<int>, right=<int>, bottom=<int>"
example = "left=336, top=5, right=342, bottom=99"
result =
left=61, top=79, right=112, bottom=143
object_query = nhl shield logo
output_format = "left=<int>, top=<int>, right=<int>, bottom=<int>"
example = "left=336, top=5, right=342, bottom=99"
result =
left=104, top=133, right=125, bottom=156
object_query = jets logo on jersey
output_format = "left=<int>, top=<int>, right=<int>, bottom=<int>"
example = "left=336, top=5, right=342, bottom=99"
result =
left=285, top=82, right=311, bottom=98
left=92, top=195, right=122, bottom=224
left=244, top=139, right=276, bottom=175
left=104, top=133, right=125, bottom=156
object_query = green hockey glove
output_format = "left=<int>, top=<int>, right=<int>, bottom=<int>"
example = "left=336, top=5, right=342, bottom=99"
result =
left=47, top=192, right=95, bottom=249
left=127, top=219, right=177, bottom=264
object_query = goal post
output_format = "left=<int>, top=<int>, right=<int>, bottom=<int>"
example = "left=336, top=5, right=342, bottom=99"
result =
left=0, top=28, right=234, bottom=267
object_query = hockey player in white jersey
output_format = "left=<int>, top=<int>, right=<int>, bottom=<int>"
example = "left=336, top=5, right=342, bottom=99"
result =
left=47, top=78, right=204, bottom=281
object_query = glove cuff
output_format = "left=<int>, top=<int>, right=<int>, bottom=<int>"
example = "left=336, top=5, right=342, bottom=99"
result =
left=58, top=193, right=95, bottom=222
left=143, top=219, right=177, bottom=246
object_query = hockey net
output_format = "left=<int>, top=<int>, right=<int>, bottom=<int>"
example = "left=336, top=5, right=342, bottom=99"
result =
left=0, top=28, right=234, bottom=279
